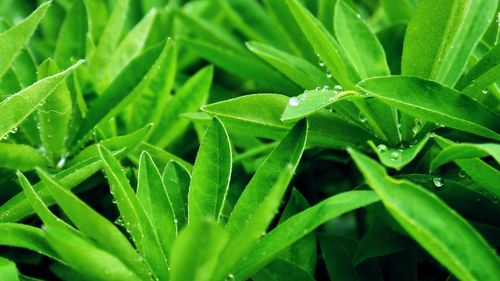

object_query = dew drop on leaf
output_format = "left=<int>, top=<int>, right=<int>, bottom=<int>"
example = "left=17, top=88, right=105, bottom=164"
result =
left=358, top=112, right=367, bottom=123
left=377, top=144, right=387, bottom=153
left=288, top=97, right=299, bottom=106
left=390, top=150, right=401, bottom=161
left=433, top=176, right=444, bottom=188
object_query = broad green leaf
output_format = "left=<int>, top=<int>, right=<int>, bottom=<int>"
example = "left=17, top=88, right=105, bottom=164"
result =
left=169, top=220, right=228, bottom=281
left=178, top=37, right=299, bottom=94
left=0, top=256, right=19, bottom=281
left=286, top=0, right=358, bottom=89
left=101, top=9, right=157, bottom=89
left=0, top=1, right=49, bottom=78
left=233, top=191, right=379, bottom=280
left=354, top=223, right=414, bottom=265
left=0, top=61, right=82, bottom=140
left=37, top=169, right=150, bottom=280
left=281, top=88, right=360, bottom=122
left=0, top=137, right=141, bottom=223
left=0, top=144, right=48, bottom=171
left=137, top=152, right=177, bottom=256
left=45, top=226, right=141, bottom=281
left=252, top=258, right=316, bottom=281
left=75, top=41, right=171, bottom=146
left=334, top=0, right=390, bottom=78
left=37, top=59, right=72, bottom=164
left=162, top=161, right=191, bottom=229
left=401, top=0, right=470, bottom=85
left=368, top=134, right=430, bottom=170
left=0, top=223, right=58, bottom=260
left=349, top=149, right=500, bottom=281
left=431, top=142, right=500, bottom=172
left=437, top=0, right=498, bottom=86
left=188, top=118, right=232, bottom=223
left=149, top=65, right=212, bottom=148
left=203, top=94, right=375, bottom=149
left=215, top=121, right=307, bottom=280
left=246, top=41, right=332, bottom=90
left=98, top=146, right=168, bottom=280
left=87, top=0, right=129, bottom=87
left=54, top=0, right=88, bottom=68
left=357, top=76, right=500, bottom=140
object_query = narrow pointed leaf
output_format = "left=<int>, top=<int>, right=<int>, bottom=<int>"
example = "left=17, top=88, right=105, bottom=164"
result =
left=0, top=61, right=82, bottom=140
left=0, top=256, right=19, bottom=281
left=188, top=118, right=232, bottom=223
left=98, top=145, right=168, bottom=280
left=357, top=76, right=500, bottom=140
left=349, top=149, right=500, bottom=281
left=37, top=169, right=150, bottom=280
left=0, top=223, right=58, bottom=260
left=162, top=161, right=191, bottom=228
left=0, top=1, right=49, bottom=78
left=368, top=134, right=430, bottom=170
left=0, top=144, right=48, bottom=171
left=431, top=142, right=500, bottom=172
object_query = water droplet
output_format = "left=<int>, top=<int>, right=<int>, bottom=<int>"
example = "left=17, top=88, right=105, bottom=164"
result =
left=112, top=198, right=117, bottom=204
left=319, top=61, right=325, bottom=67
left=481, top=89, right=488, bottom=95
left=358, top=112, right=367, bottom=123
left=326, top=71, right=333, bottom=78
left=322, top=85, right=329, bottom=92
left=315, top=86, right=321, bottom=91
left=288, top=97, right=299, bottom=106
left=56, top=157, right=66, bottom=169
left=412, top=119, right=421, bottom=136
left=390, top=150, right=401, bottom=161
left=458, top=170, right=467, bottom=178
left=333, top=85, right=343, bottom=93
left=1, top=134, right=8, bottom=141
left=433, top=176, right=444, bottom=188
left=377, top=144, right=387, bottom=153
left=10, top=127, right=17, bottom=134
left=227, top=274, right=235, bottom=280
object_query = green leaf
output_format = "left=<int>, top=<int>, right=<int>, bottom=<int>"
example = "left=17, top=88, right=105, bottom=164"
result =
left=169, top=220, right=227, bottom=281
left=75, top=41, right=172, bottom=146
left=203, top=94, right=375, bottom=149
left=149, top=65, right=212, bottom=148
left=0, top=138, right=140, bottom=223
left=436, top=0, right=498, bottom=86
left=100, top=9, right=157, bottom=89
left=431, top=142, right=500, bottom=172
left=188, top=118, right=232, bottom=223
left=368, top=134, right=430, bottom=170
left=130, top=142, right=193, bottom=173
left=0, top=61, right=82, bottom=140
left=286, top=0, right=358, bottom=89
left=37, top=59, right=72, bottom=164
left=349, top=149, right=500, bottom=281
left=98, top=145, right=168, bottom=280
left=0, top=256, right=19, bottom=281
left=162, top=161, right=191, bottom=229
left=319, top=235, right=362, bottom=281
left=252, top=258, right=316, bottom=281
left=215, top=121, right=307, bottom=280
left=137, top=152, right=177, bottom=256
left=233, top=191, right=379, bottom=280
left=246, top=41, right=332, bottom=90
left=334, top=0, right=390, bottom=78
left=179, top=37, right=299, bottom=94
left=281, top=88, right=360, bottom=123
left=0, top=223, right=59, bottom=260
left=45, top=226, right=141, bottom=281
left=457, top=44, right=500, bottom=98
left=0, top=1, right=49, bottom=78
left=401, top=0, right=470, bottom=84
left=87, top=0, right=129, bottom=87
left=36, top=168, right=150, bottom=280
left=54, top=0, right=88, bottom=68
left=0, top=144, right=48, bottom=171
left=357, top=76, right=500, bottom=140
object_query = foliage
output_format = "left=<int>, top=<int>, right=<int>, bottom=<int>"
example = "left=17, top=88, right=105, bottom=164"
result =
left=0, top=0, right=499, bottom=280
